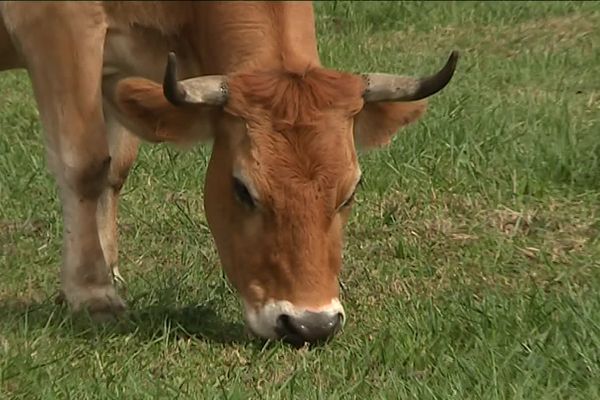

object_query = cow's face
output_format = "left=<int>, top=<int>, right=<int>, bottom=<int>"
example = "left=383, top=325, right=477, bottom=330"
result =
left=115, top=52, right=457, bottom=345
left=202, top=70, right=365, bottom=344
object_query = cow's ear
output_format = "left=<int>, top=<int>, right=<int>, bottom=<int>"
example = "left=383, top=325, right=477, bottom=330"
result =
left=353, top=100, right=427, bottom=150
left=115, top=78, right=217, bottom=146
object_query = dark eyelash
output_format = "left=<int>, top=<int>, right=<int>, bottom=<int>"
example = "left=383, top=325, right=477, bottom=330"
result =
left=341, top=177, right=362, bottom=209
left=341, top=192, right=356, bottom=208
left=233, top=178, right=255, bottom=208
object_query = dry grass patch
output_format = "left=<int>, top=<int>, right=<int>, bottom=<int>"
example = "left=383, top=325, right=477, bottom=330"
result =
left=346, top=189, right=600, bottom=300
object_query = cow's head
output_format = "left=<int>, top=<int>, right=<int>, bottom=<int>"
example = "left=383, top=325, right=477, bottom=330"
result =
left=115, top=51, right=458, bottom=346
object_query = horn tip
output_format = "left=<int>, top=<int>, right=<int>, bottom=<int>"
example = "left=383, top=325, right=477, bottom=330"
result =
left=447, top=50, right=459, bottom=70
left=166, top=52, right=177, bottom=74
left=164, top=51, right=185, bottom=105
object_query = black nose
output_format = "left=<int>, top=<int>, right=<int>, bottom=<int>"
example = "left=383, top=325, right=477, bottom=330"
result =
left=276, top=312, right=343, bottom=346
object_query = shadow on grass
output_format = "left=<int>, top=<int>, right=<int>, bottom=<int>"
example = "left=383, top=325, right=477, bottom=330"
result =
left=0, top=295, right=248, bottom=346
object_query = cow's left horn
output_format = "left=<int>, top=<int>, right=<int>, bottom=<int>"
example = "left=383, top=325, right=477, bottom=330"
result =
left=163, top=52, right=228, bottom=106
left=362, top=51, right=459, bottom=103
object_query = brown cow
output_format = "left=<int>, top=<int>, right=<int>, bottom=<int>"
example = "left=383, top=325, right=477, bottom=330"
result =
left=0, top=1, right=457, bottom=345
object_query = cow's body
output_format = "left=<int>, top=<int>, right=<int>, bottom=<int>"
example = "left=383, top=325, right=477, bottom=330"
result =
left=0, top=1, right=457, bottom=345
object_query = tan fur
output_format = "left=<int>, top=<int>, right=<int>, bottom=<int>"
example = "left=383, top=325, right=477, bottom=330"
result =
left=102, top=1, right=194, bottom=34
left=115, top=78, right=196, bottom=142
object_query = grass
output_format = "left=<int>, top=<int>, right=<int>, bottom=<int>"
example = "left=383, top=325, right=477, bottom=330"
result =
left=1, top=1, right=600, bottom=398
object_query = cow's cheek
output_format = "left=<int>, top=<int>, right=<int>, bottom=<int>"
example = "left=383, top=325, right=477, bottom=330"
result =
left=203, top=154, right=237, bottom=277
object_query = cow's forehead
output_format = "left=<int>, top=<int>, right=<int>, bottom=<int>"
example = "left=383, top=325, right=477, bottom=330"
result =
left=225, top=67, right=365, bottom=127
left=245, top=117, right=356, bottom=176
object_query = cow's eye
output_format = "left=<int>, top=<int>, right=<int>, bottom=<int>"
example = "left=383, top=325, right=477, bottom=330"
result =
left=340, top=191, right=356, bottom=209
left=340, top=176, right=362, bottom=210
left=233, top=177, right=255, bottom=208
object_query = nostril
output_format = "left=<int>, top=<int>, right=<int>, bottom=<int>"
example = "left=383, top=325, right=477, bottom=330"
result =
left=276, top=314, right=296, bottom=335
left=276, top=314, right=305, bottom=347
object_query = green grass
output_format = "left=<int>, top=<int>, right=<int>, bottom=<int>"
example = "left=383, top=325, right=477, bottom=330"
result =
left=1, top=1, right=600, bottom=398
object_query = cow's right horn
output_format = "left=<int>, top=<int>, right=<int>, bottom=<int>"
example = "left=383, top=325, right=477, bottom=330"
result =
left=163, top=52, right=228, bottom=106
left=362, top=51, right=459, bottom=103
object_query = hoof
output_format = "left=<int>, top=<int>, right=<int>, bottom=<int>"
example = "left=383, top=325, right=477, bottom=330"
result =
left=62, top=285, right=127, bottom=322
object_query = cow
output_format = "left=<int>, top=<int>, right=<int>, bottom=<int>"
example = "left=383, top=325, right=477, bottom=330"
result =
left=0, top=1, right=458, bottom=346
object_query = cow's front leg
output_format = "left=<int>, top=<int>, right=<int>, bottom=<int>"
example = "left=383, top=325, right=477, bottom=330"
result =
left=5, top=2, right=126, bottom=319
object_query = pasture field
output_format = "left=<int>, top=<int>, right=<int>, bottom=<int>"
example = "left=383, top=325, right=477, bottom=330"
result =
left=1, top=1, right=600, bottom=398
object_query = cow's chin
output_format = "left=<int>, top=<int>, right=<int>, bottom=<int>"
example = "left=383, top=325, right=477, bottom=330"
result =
left=242, top=298, right=346, bottom=346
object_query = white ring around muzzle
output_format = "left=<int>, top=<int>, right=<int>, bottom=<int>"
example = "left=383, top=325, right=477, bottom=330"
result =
left=244, top=298, right=345, bottom=339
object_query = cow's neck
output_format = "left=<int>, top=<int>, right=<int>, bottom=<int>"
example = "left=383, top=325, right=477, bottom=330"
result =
left=192, top=2, right=321, bottom=74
